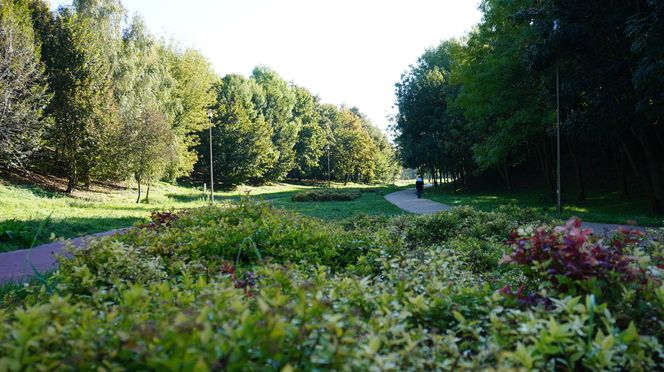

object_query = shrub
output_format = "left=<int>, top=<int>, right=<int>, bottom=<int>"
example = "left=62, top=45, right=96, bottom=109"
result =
left=502, top=218, right=654, bottom=298
left=393, top=206, right=526, bottom=247
left=291, top=189, right=361, bottom=202
left=0, top=204, right=662, bottom=370
left=118, top=201, right=395, bottom=274
left=502, top=217, right=663, bottom=337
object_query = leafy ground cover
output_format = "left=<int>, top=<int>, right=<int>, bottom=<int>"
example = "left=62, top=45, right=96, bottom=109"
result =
left=1, top=202, right=662, bottom=369
left=425, top=183, right=664, bottom=226
left=0, top=179, right=407, bottom=252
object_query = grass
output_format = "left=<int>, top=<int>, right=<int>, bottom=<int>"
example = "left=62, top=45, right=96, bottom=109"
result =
left=272, top=186, right=407, bottom=220
left=0, top=179, right=409, bottom=252
left=423, top=183, right=664, bottom=226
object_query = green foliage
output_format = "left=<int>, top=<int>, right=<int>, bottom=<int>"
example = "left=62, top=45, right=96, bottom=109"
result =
left=1, top=203, right=662, bottom=369
left=291, top=189, right=361, bottom=202
left=203, top=74, right=277, bottom=187
left=394, top=205, right=545, bottom=248
left=0, top=0, right=50, bottom=169
left=166, top=48, right=217, bottom=179
left=118, top=202, right=393, bottom=273
left=394, top=0, right=664, bottom=211
left=40, top=5, right=118, bottom=192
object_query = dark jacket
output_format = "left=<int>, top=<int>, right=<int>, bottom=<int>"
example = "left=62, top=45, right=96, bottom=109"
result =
left=415, top=179, right=424, bottom=191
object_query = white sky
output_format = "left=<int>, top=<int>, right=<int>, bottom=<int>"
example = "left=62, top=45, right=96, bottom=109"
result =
left=47, top=0, right=482, bottom=131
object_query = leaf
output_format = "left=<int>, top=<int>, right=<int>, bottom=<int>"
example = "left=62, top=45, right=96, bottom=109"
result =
left=453, top=311, right=466, bottom=324
left=620, top=322, right=638, bottom=344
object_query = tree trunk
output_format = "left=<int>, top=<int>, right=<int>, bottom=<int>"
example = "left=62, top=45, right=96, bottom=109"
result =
left=633, top=127, right=664, bottom=214
left=83, top=165, right=91, bottom=190
left=432, top=167, right=438, bottom=187
left=535, top=141, right=552, bottom=199
left=567, top=140, right=586, bottom=202
left=145, top=176, right=151, bottom=203
left=135, top=173, right=142, bottom=204
left=619, top=144, right=629, bottom=196
left=498, top=164, right=512, bottom=193
left=66, top=160, right=76, bottom=194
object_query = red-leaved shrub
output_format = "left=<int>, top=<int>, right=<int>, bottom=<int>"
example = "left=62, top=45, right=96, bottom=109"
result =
left=501, top=218, right=654, bottom=299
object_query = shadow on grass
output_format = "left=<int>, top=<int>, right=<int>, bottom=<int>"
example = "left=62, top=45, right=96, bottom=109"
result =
left=425, top=183, right=662, bottom=226
left=0, top=216, right=142, bottom=253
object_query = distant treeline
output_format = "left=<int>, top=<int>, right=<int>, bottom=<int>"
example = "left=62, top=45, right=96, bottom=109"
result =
left=0, top=0, right=399, bottom=201
left=393, top=0, right=664, bottom=213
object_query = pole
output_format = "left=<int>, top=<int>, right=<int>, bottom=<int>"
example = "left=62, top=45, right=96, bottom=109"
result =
left=208, top=110, right=214, bottom=204
left=556, top=57, right=562, bottom=216
left=327, top=145, right=331, bottom=188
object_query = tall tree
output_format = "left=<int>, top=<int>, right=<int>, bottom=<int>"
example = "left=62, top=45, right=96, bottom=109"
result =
left=125, top=106, right=176, bottom=203
left=41, top=7, right=116, bottom=192
left=0, top=0, right=50, bottom=169
left=628, top=0, right=664, bottom=213
left=115, top=16, right=177, bottom=194
left=290, top=85, right=325, bottom=180
left=166, top=48, right=217, bottom=180
left=201, top=74, right=276, bottom=187
left=251, top=66, right=299, bottom=182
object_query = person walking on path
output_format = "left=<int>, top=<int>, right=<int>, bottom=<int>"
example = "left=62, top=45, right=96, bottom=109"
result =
left=415, top=175, right=424, bottom=199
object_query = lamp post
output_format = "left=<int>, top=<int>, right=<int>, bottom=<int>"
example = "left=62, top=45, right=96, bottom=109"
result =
left=554, top=19, right=562, bottom=216
left=208, top=109, right=214, bottom=204
left=326, top=145, right=331, bottom=188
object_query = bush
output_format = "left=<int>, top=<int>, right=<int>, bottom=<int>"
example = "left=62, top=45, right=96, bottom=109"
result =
left=116, top=201, right=396, bottom=274
left=291, top=189, right=361, bottom=202
left=0, top=203, right=662, bottom=370
left=393, top=206, right=527, bottom=247
left=502, top=217, right=663, bottom=336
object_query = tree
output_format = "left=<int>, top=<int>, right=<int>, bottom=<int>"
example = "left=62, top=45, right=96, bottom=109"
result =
left=125, top=106, right=176, bottom=203
left=41, top=7, right=116, bottom=193
left=331, top=109, right=377, bottom=184
left=628, top=0, right=664, bottom=213
left=166, top=48, right=217, bottom=180
left=251, top=66, right=299, bottom=182
left=201, top=74, right=276, bottom=187
left=394, top=40, right=473, bottom=188
left=0, top=0, right=50, bottom=169
left=115, top=16, right=177, bottom=198
left=290, top=85, right=325, bottom=180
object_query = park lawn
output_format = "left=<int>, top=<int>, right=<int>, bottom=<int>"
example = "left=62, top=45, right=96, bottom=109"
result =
left=424, top=183, right=663, bottom=227
left=0, top=180, right=408, bottom=252
left=270, top=185, right=408, bottom=220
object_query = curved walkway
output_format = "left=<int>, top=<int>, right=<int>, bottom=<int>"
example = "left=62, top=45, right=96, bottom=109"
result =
left=0, top=229, right=124, bottom=284
left=385, top=187, right=451, bottom=215
left=384, top=187, right=647, bottom=234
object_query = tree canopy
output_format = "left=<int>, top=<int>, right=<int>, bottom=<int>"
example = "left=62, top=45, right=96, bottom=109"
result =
left=393, top=0, right=664, bottom=213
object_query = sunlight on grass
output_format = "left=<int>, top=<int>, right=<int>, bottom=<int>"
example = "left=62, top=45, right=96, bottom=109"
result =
left=565, top=206, right=589, bottom=213
left=0, top=181, right=406, bottom=252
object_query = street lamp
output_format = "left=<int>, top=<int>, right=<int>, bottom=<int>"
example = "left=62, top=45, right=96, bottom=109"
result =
left=326, top=145, right=331, bottom=188
left=554, top=19, right=562, bottom=216
left=208, top=108, right=214, bottom=204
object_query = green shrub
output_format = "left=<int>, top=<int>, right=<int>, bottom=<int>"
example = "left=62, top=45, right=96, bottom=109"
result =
left=291, top=189, right=361, bottom=202
left=117, top=201, right=395, bottom=274
left=0, top=203, right=662, bottom=370
left=447, top=236, right=508, bottom=274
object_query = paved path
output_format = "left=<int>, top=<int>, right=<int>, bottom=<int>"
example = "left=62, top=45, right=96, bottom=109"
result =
left=385, top=187, right=647, bottom=233
left=0, top=229, right=124, bottom=284
left=385, top=186, right=452, bottom=215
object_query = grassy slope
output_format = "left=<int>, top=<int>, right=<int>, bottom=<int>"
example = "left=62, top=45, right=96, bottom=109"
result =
left=0, top=180, right=408, bottom=252
left=424, top=183, right=663, bottom=226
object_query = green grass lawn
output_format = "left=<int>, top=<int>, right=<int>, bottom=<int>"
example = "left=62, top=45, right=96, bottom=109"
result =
left=0, top=180, right=409, bottom=252
left=423, top=183, right=663, bottom=226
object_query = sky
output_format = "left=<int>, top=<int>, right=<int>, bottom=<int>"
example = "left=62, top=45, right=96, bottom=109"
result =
left=47, top=0, right=482, bottom=131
